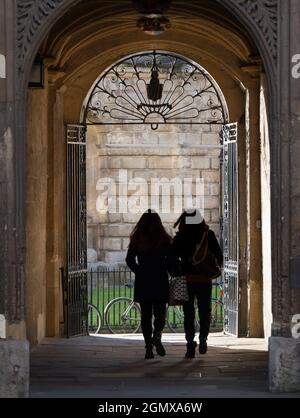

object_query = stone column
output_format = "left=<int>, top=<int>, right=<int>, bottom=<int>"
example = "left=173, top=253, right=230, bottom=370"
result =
left=289, top=2, right=300, bottom=319
left=46, top=85, right=67, bottom=338
left=269, top=0, right=300, bottom=393
left=0, top=0, right=29, bottom=398
left=246, top=77, right=264, bottom=338
left=26, top=83, right=49, bottom=345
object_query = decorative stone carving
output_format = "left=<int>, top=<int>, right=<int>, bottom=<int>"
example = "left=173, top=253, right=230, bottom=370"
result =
left=226, top=0, right=278, bottom=61
left=17, top=0, right=278, bottom=71
left=17, top=0, right=64, bottom=63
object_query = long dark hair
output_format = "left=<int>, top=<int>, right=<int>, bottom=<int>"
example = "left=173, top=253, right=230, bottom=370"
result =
left=174, top=209, right=208, bottom=243
left=129, top=210, right=171, bottom=251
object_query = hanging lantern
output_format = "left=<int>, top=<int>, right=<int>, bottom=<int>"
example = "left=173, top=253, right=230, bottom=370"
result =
left=147, top=60, right=163, bottom=101
left=137, top=14, right=170, bottom=36
left=133, top=0, right=172, bottom=36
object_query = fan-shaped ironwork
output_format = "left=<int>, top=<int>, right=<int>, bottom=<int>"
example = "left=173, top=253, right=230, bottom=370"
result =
left=84, top=51, right=227, bottom=129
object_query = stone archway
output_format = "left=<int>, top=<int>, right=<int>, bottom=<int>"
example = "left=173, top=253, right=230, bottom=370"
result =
left=1, top=0, right=299, bottom=397
left=21, top=1, right=270, bottom=343
left=30, top=0, right=266, bottom=362
left=17, top=1, right=278, bottom=90
left=15, top=2, right=279, bottom=338
left=22, top=0, right=276, bottom=375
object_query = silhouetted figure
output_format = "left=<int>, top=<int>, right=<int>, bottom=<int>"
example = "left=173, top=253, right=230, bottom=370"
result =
left=126, top=210, right=173, bottom=359
left=172, top=210, right=223, bottom=358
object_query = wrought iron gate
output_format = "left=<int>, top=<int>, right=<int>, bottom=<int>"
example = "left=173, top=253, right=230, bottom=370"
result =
left=222, top=123, right=239, bottom=336
left=65, top=125, right=88, bottom=337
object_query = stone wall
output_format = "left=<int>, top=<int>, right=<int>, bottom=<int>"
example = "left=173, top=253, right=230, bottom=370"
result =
left=87, top=124, right=222, bottom=263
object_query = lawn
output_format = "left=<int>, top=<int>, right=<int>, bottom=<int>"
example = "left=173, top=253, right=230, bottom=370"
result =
left=88, top=284, right=223, bottom=333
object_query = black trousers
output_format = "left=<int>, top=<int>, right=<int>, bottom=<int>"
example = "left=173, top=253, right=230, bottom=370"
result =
left=182, top=282, right=212, bottom=344
left=139, top=301, right=167, bottom=347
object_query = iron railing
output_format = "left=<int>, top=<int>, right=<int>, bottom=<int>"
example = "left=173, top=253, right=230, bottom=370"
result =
left=88, top=266, right=223, bottom=333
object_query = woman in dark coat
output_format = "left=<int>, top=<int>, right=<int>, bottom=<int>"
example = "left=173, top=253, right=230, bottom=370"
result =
left=172, top=210, right=223, bottom=358
left=126, top=210, right=173, bottom=359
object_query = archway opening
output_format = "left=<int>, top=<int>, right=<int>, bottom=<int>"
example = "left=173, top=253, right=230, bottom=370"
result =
left=65, top=50, right=235, bottom=337
left=23, top=0, right=274, bottom=396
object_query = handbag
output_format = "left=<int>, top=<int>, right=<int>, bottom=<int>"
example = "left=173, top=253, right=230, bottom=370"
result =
left=169, top=275, right=189, bottom=306
left=191, top=230, right=221, bottom=279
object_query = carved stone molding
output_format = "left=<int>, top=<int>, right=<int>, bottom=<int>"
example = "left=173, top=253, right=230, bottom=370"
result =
left=17, top=0, right=278, bottom=72
left=17, top=0, right=64, bottom=63
left=225, top=0, right=278, bottom=62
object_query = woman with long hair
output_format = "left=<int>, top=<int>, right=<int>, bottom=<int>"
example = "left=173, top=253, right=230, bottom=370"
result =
left=172, top=209, right=223, bottom=358
left=126, top=209, right=173, bottom=359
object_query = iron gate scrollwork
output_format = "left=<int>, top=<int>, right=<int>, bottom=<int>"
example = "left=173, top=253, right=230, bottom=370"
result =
left=65, top=125, right=88, bottom=337
left=84, top=50, right=228, bottom=129
left=222, top=123, right=239, bottom=336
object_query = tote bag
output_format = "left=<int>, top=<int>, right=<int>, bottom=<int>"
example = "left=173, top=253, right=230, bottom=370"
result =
left=169, top=276, right=189, bottom=306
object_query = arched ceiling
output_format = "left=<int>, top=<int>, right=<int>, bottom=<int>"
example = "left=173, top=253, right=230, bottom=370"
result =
left=39, top=0, right=261, bottom=89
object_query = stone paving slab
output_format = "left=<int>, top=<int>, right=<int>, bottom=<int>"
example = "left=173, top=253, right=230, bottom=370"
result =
left=30, top=333, right=300, bottom=398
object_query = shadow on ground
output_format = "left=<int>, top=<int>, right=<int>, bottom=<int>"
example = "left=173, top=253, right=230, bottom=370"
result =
left=30, top=334, right=300, bottom=398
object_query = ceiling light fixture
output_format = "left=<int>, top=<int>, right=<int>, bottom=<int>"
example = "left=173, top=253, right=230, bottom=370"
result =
left=133, top=0, right=172, bottom=36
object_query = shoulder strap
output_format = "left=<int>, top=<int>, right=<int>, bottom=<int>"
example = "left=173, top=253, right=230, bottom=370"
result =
left=192, top=230, right=209, bottom=265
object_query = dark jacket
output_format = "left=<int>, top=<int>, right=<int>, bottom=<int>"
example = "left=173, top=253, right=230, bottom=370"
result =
left=172, top=227, right=223, bottom=277
left=126, top=241, right=174, bottom=303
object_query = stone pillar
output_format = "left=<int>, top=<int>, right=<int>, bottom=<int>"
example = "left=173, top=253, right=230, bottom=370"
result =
left=46, top=86, right=67, bottom=338
left=0, top=0, right=29, bottom=398
left=260, top=73, right=273, bottom=340
left=246, top=78, right=264, bottom=338
left=269, top=0, right=300, bottom=393
left=289, top=2, right=300, bottom=322
left=26, top=84, right=49, bottom=345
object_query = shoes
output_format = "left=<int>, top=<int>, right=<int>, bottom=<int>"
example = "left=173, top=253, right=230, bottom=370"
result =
left=199, top=338, right=207, bottom=355
left=145, top=346, right=154, bottom=359
left=152, top=336, right=166, bottom=356
left=185, top=341, right=197, bottom=359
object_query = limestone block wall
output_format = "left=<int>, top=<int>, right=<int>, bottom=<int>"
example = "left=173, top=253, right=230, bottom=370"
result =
left=87, top=124, right=222, bottom=264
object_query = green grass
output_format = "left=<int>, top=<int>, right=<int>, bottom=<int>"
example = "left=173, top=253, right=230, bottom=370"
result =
left=89, top=286, right=133, bottom=316
left=88, top=284, right=223, bottom=333
left=88, top=287, right=137, bottom=330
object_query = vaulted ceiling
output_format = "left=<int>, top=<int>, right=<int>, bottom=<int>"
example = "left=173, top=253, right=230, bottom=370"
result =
left=39, top=0, right=260, bottom=89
